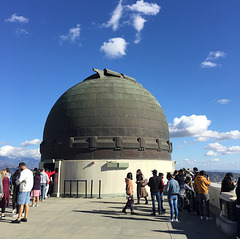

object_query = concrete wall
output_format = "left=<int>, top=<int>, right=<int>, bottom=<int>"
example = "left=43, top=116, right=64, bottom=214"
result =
left=209, top=183, right=237, bottom=237
left=208, top=183, right=221, bottom=215
left=56, top=159, right=174, bottom=197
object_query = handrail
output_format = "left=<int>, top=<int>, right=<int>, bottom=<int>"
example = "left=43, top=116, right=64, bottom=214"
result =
left=64, top=180, right=87, bottom=198
left=63, top=179, right=102, bottom=198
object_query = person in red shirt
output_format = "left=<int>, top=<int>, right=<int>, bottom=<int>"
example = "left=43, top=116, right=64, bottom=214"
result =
left=45, top=169, right=55, bottom=198
left=159, top=172, right=166, bottom=213
left=0, top=170, right=10, bottom=219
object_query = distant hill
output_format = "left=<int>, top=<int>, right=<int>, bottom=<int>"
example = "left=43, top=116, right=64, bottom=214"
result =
left=0, top=156, right=40, bottom=170
left=206, top=171, right=240, bottom=183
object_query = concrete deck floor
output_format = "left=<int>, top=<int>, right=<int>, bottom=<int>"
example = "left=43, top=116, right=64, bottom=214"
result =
left=0, top=196, right=232, bottom=239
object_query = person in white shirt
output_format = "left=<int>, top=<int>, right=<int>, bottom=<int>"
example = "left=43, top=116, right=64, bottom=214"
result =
left=40, top=168, right=49, bottom=201
left=0, top=179, right=3, bottom=199
left=12, top=162, right=33, bottom=223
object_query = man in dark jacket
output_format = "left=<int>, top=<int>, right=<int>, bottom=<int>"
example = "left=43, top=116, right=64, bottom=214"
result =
left=148, top=169, right=163, bottom=216
left=12, top=169, right=21, bottom=215
left=175, top=169, right=185, bottom=186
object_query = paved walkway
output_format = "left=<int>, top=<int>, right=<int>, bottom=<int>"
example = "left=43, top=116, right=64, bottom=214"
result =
left=0, top=196, right=231, bottom=239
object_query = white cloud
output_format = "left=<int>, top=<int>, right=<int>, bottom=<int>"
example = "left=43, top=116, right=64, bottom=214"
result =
left=205, top=151, right=218, bottom=156
left=102, top=0, right=123, bottom=31
left=101, top=0, right=160, bottom=45
left=0, top=145, right=40, bottom=159
left=127, top=0, right=160, bottom=16
left=195, top=130, right=240, bottom=142
left=0, top=141, right=8, bottom=146
left=16, top=28, right=29, bottom=37
left=169, top=114, right=240, bottom=142
left=228, top=146, right=240, bottom=154
left=169, top=115, right=211, bottom=138
left=134, top=33, right=141, bottom=44
left=217, top=99, right=230, bottom=104
left=213, top=130, right=240, bottom=141
left=206, top=143, right=227, bottom=152
left=59, top=24, right=81, bottom=44
left=176, top=158, right=198, bottom=169
left=201, top=61, right=217, bottom=68
left=132, top=14, right=147, bottom=32
left=206, top=51, right=226, bottom=61
left=20, top=139, right=41, bottom=147
left=100, top=37, right=128, bottom=58
left=132, top=15, right=146, bottom=44
left=5, top=13, right=29, bottom=23
left=184, top=158, right=197, bottom=165
left=201, top=50, right=226, bottom=68
left=205, top=143, right=240, bottom=155
left=203, top=158, right=220, bottom=164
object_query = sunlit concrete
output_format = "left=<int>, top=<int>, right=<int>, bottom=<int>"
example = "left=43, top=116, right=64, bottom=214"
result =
left=0, top=195, right=230, bottom=239
left=46, top=159, right=175, bottom=197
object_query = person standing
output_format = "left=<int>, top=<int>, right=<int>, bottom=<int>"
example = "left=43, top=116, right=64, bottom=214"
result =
left=30, top=170, right=41, bottom=207
left=0, top=170, right=10, bottom=219
left=40, top=168, right=49, bottom=201
left=11, top=169, right=21, bottom=216
left=5, top=168, right=12, bottom=185
left=12, top=162, right=33, bottom=223
left=194, top=170, right=212, bottom=220
left=136, top=169, right=148, bottom=204
left=236, top=177, right=240, bottom=239
left=192, top=167, right=200, bottom=215
left=175, top=169, right=185, bottom=186
left=159, top=172, right=166, bottom=213
left=165, top=173, right=179, bottom=222
left=45, top=169, right=55, bottom=198
left=148, top=169, right=163, bottom=216
left=179, top=178, right=194, bottom=212
left=122, top=172, right=136, bottom=215
left=192, top=167, right=199, bottom=180
left=220, top=173, right=236, bottom=213
left=221, top=173, right=236, bottom=192
left=6, top=168, right=12, bottom=199
left=0, top=178, right=3, bottom=200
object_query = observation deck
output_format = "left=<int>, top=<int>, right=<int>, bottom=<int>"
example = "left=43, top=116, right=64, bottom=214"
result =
left=0, top=184, right=234, bottom=239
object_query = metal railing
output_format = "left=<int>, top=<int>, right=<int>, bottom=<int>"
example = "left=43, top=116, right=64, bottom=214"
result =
left=64, top=180, right=87, bottom=198
left=63, top=179, right=102, bottom=198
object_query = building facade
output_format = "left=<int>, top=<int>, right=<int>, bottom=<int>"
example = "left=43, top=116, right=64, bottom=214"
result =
left=40, top=68, right=174, bottom=196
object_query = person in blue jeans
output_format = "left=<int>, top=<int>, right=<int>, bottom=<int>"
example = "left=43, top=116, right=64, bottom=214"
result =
left=166, top=173, right=179, bottom=222
left=40, top=169, right=49, bottom=201
left=159, top=173, right=166, bottom=213
left=148, top=169, right=163, bottom=216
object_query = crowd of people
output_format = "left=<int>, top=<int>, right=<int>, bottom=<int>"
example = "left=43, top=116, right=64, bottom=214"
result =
left=0, top=163, right=239, bottom=238
left=122, top=167, right=240, bottom=238
left=0, top=162, right=55, bottom=223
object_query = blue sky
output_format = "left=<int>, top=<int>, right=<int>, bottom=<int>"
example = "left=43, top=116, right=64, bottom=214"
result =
left=1, top=0, right=240, bottom=171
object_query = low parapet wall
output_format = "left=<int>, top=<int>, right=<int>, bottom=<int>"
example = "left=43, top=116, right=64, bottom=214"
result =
left=209, top=183, right=237, bottom=237
left=208, top=183, right=221, bottom=215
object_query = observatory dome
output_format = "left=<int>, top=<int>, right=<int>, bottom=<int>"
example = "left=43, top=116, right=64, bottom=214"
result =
left=40, top=68, right=172, bottom=161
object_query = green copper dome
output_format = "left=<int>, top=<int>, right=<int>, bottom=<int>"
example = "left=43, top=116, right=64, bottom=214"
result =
left=40, top=68, right=172, bottom=160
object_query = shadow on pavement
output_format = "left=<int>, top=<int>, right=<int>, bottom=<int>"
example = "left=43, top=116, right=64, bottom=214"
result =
left=152, top=229, right=185, bottom=235
left=90, top=201, right=125, bottom=205
left=73, top=209, right=170, bottom=223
